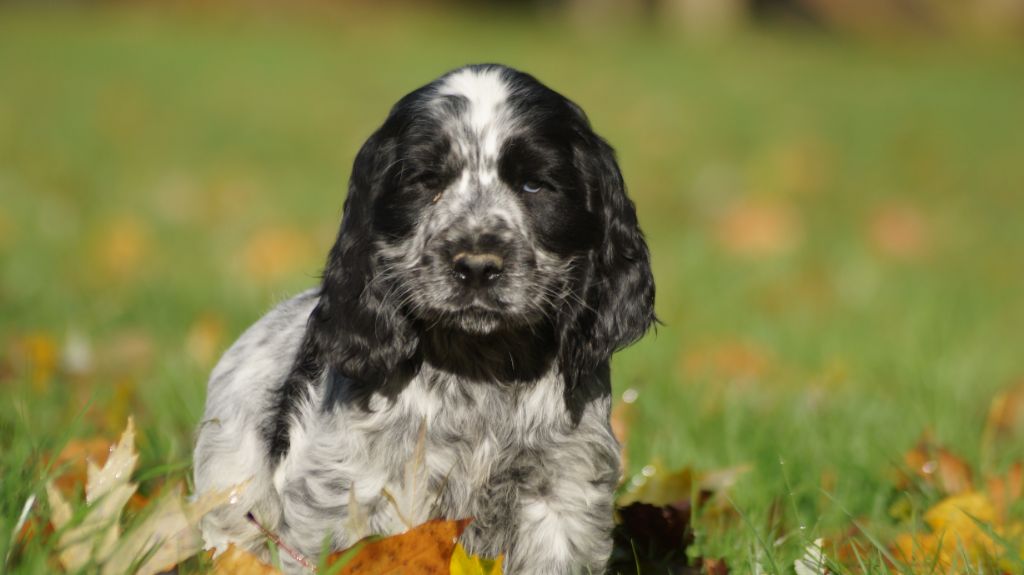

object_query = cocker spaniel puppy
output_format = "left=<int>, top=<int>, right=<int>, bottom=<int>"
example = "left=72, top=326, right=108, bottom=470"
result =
left=193, top=64, right=655, bottom=574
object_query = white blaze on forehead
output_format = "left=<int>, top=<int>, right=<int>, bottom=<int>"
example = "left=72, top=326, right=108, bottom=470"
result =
left=439, top=68, right=513, bottom=188
left=439, top=67, right=510, bottom=132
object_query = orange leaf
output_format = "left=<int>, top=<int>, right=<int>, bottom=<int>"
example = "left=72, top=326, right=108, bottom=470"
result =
left=714, top=199, right=801, bottom=257
left=987, top=462, right=1023, bottom=523
left=211, top=544, right=282, bottom=574
left=867, top=202, right=931, bottom=260
left=185, top=313, right=226, bottom=367
left=899, top=434, right=974, bottom=495
left=49, top=437, right=115, bottom=496
left=327, top=518, right=472, bottom=575
left=241, top=227, right=314, bottom=283
left=985, top=381, right=1024, bottom=439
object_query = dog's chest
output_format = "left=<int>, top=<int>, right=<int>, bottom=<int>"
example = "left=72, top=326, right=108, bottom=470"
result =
left=277, top=368, right=569, bottom=544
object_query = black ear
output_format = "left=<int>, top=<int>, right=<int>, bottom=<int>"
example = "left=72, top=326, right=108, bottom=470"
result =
left=309, top=130, right=421, bottom=404
left=559, top=127, right=656, bottom=421
left=266, top=127, right=421, bottom=457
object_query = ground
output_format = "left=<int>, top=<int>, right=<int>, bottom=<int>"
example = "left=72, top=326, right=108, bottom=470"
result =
left=2, top=5, right=1023, bottom=573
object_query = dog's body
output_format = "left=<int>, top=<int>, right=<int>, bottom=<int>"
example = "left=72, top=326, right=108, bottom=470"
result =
left=193, top=64, right=654, bottom=574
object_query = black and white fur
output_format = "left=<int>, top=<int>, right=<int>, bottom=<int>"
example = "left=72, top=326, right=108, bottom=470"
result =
left=193, top=64, right=655, bottom=574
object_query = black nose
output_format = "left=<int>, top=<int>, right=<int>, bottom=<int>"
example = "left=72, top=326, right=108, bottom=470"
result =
left=451, top=252, right=504, bottom=288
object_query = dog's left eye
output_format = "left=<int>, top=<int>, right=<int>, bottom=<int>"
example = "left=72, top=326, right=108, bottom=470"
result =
left=521, top=181, right=543, bottom=194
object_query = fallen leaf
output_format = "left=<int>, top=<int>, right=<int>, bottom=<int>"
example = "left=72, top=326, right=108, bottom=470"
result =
left=449, top=543, right=503, bottom=575
left=47, top=418, right=139, bottom=570
left=11, top=332, right=59, bottom=391
left=893, top=491, right=1007, bottom=570
left=103, top=482, right=247, bottom=575
left=680, top=340, right=775, bottom=384
left=987, top=462, right=1023, bottom=523
left=984, top=381, right=1024, bottom=441
left=867, top=202, right=931, bottom=260
left=794, top=538, right=829, bottom=575
left=899, top=434, right=974, bottom=495
left=50, top=436, right=113, bottom=495
left=620, top=464, right=751, bottom=507
left=45, top=418, right=243, bottom=574
left=326, top=517, right=472, bottom=575
left=212, top=544, right=282, bottom=574
left=90, top=215, right=150, bottom=280
left=714, top=199, right=801, bottom=257
left=185, top=313, right=226, bottom=367
left=241, top=226, right=314, bottom=283
left=702, top=557, right=730, bottom=574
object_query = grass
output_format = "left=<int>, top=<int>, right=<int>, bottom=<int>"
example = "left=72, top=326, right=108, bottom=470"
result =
left=2, top=4, right=1023, bottom=572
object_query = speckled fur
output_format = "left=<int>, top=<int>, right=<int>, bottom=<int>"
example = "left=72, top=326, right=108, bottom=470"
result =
left=193, top=64, right=654, bottom=574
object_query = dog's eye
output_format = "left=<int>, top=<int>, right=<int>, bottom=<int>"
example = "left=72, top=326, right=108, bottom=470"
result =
left=521, top=181, right=543, bottom=194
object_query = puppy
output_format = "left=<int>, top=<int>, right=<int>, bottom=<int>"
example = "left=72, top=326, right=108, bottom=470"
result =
left=193, top=63, right=655, bottom=574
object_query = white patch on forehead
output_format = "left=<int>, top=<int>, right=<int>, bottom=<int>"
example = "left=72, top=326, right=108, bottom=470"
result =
left=439, top=68, right=510, bottom=132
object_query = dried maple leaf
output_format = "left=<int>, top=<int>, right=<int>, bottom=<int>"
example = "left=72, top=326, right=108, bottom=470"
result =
left=45, top=418, right=245, bottom=574
left=47, top=418, right=139, bottom=570
left=212, top=544, right=282, bottom=574
left=794, top=538, right=829, bottom=575
left=325, top=517, right=472, bottom=575
left=102, top=481, right=246, bottom=575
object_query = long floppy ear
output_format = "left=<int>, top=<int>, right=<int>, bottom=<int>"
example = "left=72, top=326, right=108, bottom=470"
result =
left=265, top=127, right=421, bottom=457
left=559, top=128, right=656, bottom=422
left=309, top=129, right=421, bottom=404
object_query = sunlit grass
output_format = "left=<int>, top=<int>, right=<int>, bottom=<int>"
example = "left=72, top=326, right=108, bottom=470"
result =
left=1, top=4, right=1023, bottom=572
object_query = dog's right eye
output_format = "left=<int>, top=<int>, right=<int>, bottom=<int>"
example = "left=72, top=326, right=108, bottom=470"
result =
left=522, top=181, right=543, bottom=194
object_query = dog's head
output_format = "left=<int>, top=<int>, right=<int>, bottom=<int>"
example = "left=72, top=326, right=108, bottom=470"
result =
left=309, top=64, right=654, bottom=412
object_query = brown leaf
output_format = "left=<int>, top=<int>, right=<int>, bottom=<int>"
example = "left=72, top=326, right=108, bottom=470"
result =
left=702, top=557, right=730, bottom=574
left=212, top=544, right=282, bottom=574
left=714, top=199, right=801, bottom=257
left=899, top=435, right=974, bottom=495
left=985, top=381, right=1024, bottom=440
left=680, top=341, right=775, bottom=384
left=327, top=518, right=472, bottom=575
left=867, top=202, right=931, bottom=260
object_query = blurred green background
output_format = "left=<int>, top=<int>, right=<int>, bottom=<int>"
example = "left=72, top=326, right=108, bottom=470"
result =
left=2, top=0, right=1023, bottom=571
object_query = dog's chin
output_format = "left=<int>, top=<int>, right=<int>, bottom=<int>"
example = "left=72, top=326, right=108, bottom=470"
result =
left=420, top=304, right=538, bottom=336
left=447, top=308, right=506, bottom=335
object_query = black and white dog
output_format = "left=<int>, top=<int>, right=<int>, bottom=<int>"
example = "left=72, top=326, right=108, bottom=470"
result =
left=193, top=64, right=655, bottom=574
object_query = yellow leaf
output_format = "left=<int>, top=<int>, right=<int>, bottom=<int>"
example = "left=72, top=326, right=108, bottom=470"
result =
left=241, top=226, right=314, bottom=283
left=90, top=215, right=150, bottom=280
left=449, top=544, right=503, bottom=575
left=11, top=332, right=59, bottom=391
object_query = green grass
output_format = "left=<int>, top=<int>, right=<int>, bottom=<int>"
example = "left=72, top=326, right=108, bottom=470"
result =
left=2, top=4, right=1023, bottom=572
